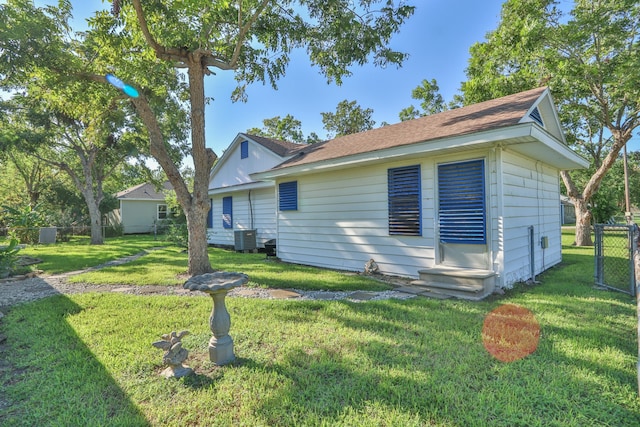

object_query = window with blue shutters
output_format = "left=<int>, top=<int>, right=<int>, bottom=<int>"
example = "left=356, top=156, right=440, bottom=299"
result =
left=240, top=141, right=248, bottom=159
left=222, top=196, right=233, bottom=229
left=207, top=199, right=213, bottom=228
left=388, top=165, right=421, bottom=236
left=438, top=159, right=486, bottom=244
left=279, top=181, right=298, bottom=211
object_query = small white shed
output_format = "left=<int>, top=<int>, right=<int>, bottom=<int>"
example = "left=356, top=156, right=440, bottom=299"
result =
left=110, top=182, right=173, bottom=234
left=250, top=87, right=588, bottom=299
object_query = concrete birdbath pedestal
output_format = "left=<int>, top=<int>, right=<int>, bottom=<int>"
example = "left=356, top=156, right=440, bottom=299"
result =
left=184, top=272, right=249, bottom=365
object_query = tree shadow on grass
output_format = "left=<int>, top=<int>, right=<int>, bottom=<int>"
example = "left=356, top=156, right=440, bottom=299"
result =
left=0, top=295, right=150, bottom=426
left=236, top=297, right=640, bottom=426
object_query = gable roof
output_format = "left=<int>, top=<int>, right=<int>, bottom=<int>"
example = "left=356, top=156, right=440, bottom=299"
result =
left=253, top=87, right=587, bottom=178
left=208, top=133, right=307, bottom=192
left=115, top=181, right=172, bottom=200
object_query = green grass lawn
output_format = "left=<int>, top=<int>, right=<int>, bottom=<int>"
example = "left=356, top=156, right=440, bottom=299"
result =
left=24, top=238, right=391, bottom=291
left=1, top=232, right=640, bottom=426
left=17, top=235, right=170, bottom=274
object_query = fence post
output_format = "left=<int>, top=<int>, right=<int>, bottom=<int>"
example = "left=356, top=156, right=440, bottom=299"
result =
left=633, top=225, right=640, bottom=397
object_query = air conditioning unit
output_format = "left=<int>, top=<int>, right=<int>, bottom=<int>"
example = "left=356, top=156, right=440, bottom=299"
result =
left=234, top=229, right=257, bottom=251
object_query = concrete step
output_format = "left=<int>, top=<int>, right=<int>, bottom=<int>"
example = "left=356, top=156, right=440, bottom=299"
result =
left=417, top=284, right=489, bottom=301
left=409, top=279, right=483, bottom=292
left=412, top=267, right=496, bottom=301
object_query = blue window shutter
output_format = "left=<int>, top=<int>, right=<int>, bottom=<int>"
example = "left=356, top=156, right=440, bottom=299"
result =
left=279, top=181, right=298, bottom=211
left=240, top=141, right=249, bottom=159
left=388, top=165, right=422, bottom=236
left=438, top=159, right=486, bottom=244
left=207, top=199, right=213, bottom=228
left=222, top=196, right=233, bottom=229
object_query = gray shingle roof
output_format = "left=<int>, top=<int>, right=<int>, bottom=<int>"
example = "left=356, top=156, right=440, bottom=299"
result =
left=273, top=87, right=548, bottom=171
left=115, top=181, right=173, bottom=200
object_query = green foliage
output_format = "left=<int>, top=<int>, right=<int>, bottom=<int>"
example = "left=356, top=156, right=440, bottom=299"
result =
left=321, top=99, right=376, bottom=138
left=103, top=222, right=124, bottom=238
left=1, top=204, right=47, bottom=244
left=247, top=114, right=311, bottom=143
left=399, top=78, right=449, bottom=121
left=0, top=237, right=20, bottom=278
left=163, top=220, right=188, bottom=248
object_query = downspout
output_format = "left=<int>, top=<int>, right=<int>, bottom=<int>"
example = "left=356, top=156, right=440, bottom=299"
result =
left=248, top=190, right=254, bottom=230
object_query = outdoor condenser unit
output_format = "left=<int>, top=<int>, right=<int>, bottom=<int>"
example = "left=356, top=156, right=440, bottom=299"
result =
left=234, top=229, right=257, bottom=251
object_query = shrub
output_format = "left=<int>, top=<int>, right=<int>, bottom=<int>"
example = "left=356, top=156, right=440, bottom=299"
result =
left=164, top=219, right=188, bottom=247
left=104, top=222, right=124, bottom=238
left=2, top=204, right=47, bottom=244
left=0, top=238, right=20, bottom=278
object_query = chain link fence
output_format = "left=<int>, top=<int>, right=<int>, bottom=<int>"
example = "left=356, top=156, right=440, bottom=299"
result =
left=594, top=224, right=637, bottom=296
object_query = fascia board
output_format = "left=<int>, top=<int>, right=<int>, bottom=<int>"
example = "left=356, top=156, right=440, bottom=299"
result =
left=208, top=180, right=274, bottom=196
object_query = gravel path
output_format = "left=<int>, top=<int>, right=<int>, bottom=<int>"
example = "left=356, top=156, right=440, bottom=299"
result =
left=0, top=252, right=416, bottom=312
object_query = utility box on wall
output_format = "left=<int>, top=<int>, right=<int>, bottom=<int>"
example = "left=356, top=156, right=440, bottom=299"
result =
left=541, top=236, right=549, bottom=249
left=234, top=229, right=257, bottom=251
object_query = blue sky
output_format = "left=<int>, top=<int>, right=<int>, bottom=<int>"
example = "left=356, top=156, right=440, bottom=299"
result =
left=41, top=1, right=638, bottom=155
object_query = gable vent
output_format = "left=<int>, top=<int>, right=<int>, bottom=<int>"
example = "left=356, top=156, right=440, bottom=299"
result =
left=529, top=107, right=544, bottom=127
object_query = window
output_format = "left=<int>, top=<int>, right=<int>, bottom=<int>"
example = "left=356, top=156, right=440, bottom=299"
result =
left=279, top=181, right=298, bottom=211
left=388, top=165, right=421, bottom=236
left=438, top=159, right=486, bottom=244
left=157, top=204, right=168, bottom=220
left=240, top=140, right=249, bottom=159
left=222, top=196, right=233, bottom=229
left=207, top=199, right=213, bottom=228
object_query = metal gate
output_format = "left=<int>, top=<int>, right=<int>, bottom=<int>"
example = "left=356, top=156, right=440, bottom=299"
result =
left=594, top=224, right=637, bottom=296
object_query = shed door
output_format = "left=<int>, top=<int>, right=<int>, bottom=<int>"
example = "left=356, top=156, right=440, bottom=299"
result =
left=437, top=159, right=489, bottom=269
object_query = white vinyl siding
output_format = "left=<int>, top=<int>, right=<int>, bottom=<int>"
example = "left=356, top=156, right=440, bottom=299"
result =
left=207, top=187, right=276, bottom=247
left=209, top=138, right=289, bottom=189
left=276, top=160, right=436, bottom=278
left=500, top=150, right=562, bottom=286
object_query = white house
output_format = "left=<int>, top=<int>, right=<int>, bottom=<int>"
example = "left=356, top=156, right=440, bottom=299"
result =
left=245, top=87, right=588, bottom=299
left=110, top=181, right=173, bottom=234
left=207, top=134, right=304, bottom=248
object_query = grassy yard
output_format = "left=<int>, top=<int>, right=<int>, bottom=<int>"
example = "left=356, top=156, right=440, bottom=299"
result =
left=1, top=233, right=640, bottom=425
left=18, top=235, right=170, bottom=274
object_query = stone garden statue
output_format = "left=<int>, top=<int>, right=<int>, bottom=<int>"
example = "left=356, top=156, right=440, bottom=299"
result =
left=152, top=330, right=193, bottom=378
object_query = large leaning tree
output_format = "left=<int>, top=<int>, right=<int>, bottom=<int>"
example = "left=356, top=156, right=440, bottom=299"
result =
left=462, top=0, right=640, bottom=246
left=98, top=0, right=415, bottom=275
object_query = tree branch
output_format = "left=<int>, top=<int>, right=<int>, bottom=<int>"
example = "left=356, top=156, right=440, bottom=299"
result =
left=130, top=0, right=188, bottom=64
left=228, top=0, right=272, bottom=68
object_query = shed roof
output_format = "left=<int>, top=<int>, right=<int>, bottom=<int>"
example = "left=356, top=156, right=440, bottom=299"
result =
left=115, top=181, right=173, bottom=200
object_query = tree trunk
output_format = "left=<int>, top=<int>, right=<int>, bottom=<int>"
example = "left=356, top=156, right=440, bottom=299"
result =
left=185, top=52, right=216, bottom=276
left=131, top=53, right=217, bottom=276
left=81, top=187, right=104, bottom=245
left=186, top=208, right=211, bottom=275
left=88, top=202, right=103, bottom=244
left=573, top=198, right=593, bottom=246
